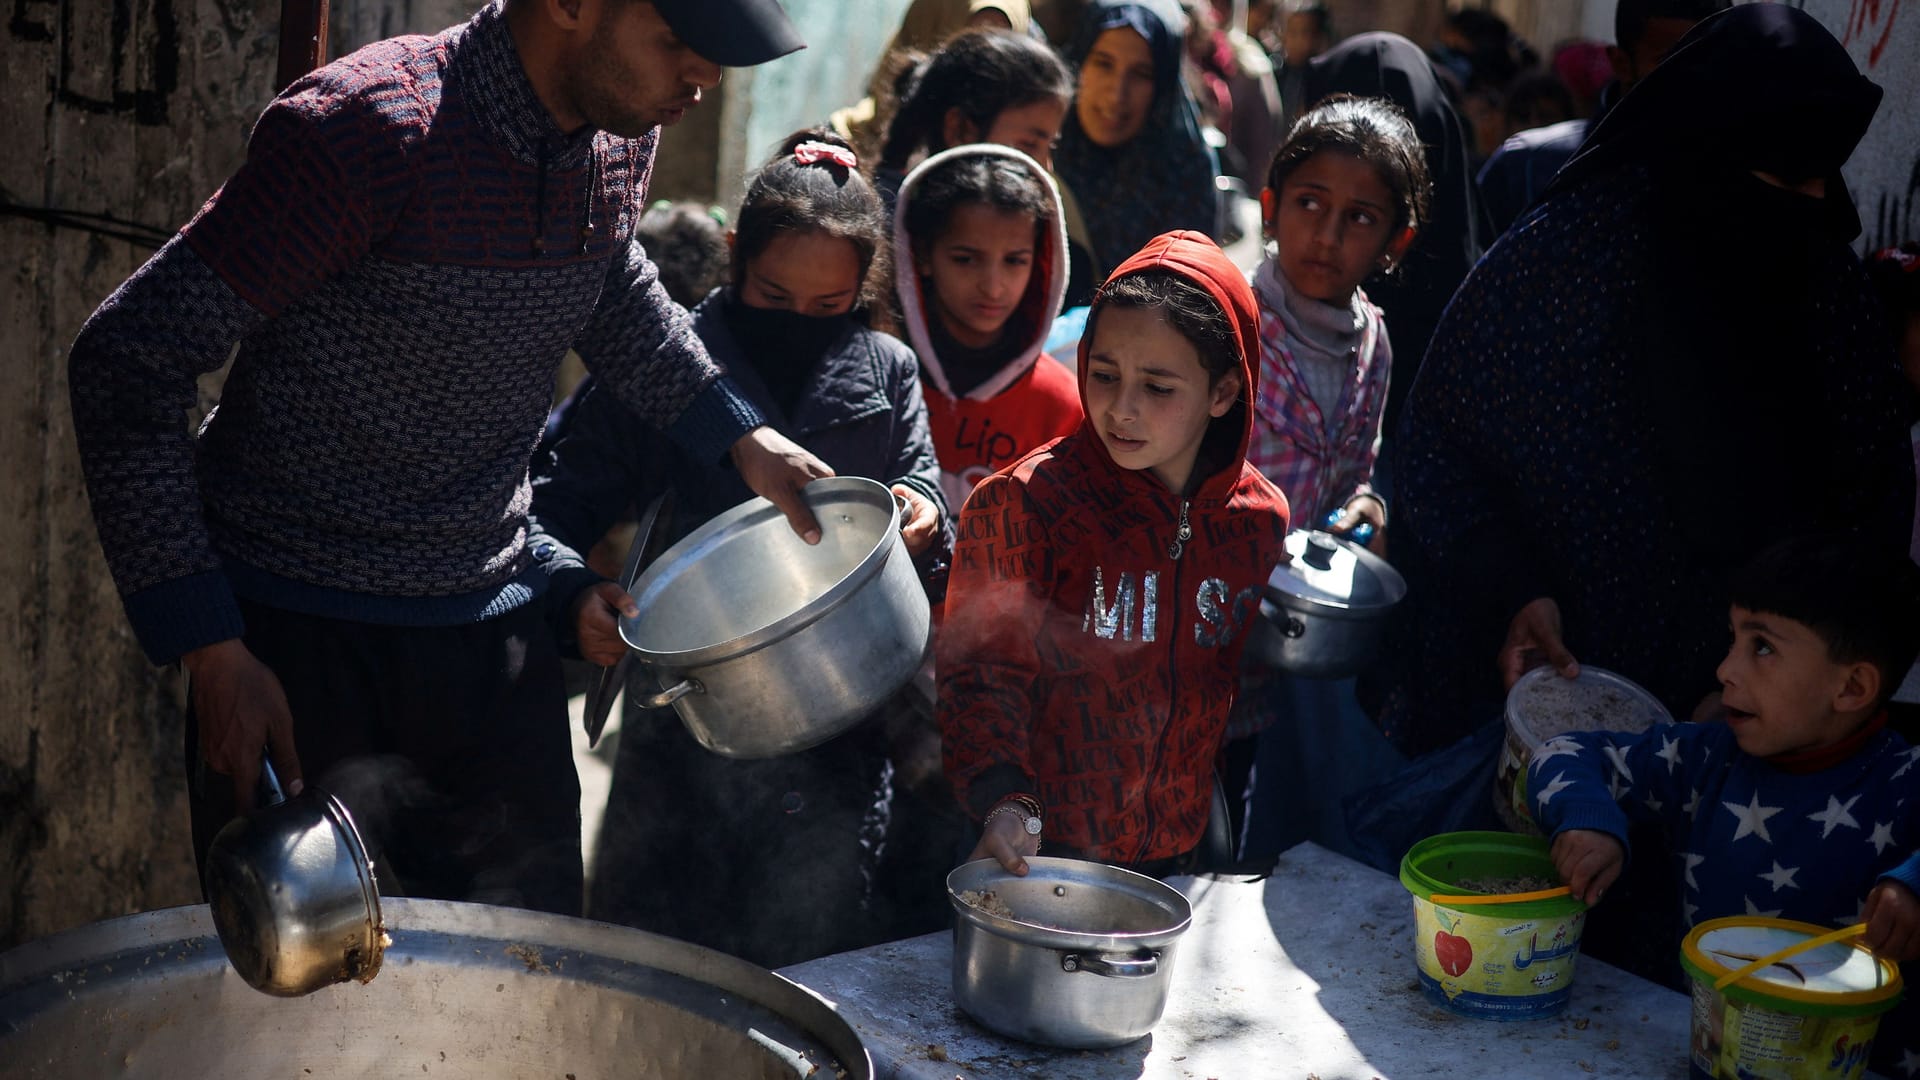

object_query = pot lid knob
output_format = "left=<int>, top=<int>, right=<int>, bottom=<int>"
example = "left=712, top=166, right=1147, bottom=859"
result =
left=1302, top=532, right=1340, bottom=571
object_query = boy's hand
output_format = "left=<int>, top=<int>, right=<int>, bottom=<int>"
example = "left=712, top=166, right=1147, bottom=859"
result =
left=1863, top=880, right=1920, bottom=962
left=965, top=802, right=1041, bottom=876
left=1552, top=829, right=1624, bottom=905
left=1500, top=597, right=1580, bottom=690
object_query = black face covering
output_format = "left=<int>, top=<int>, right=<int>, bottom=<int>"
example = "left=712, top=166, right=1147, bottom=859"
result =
left=724, top=294, right=853, bottom=416
left=1539, top=6, right=1886, bottom=569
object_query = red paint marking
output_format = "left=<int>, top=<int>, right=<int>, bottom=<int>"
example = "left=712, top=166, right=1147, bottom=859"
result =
left=1843, top=0, right=1903, bottom=68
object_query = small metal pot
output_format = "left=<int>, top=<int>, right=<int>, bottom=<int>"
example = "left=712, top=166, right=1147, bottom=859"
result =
left=1246, top=529, right=1407, bottom=679
left=947, top=857, right=1192, bottom=1049
left=202, top=761, right=384, bottom=997
left=619, top=477, right=932, bottom=759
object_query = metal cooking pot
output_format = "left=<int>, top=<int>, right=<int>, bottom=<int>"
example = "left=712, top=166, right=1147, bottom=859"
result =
left=201, top=759, right=384, bottom=997
left=619, top=477, right=931, bottom=759
left=1246, top=529, right=1407, bottom=679
left=0, top=899, right=871, bottom=1079
left=947, top=857, right=1192, bottom=1049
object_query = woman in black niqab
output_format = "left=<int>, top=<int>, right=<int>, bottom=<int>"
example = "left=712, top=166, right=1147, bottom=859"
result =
left=1550, top=4, right=1891, bottom=554
left=1391, top=2, right=1910, bottom=755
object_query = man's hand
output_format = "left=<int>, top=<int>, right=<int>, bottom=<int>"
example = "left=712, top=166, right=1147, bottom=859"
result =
left=572, top=581, right=639, bottom=667
left=964, top=802, right=1041, bottom=876
left=1551, top=829, right=1624, bottom=905
left=1500, top=597, right=1580, bottom=690
left=731, top=426, right=834, bottom=544
left=183, top=639, right=302, bottom=811
left=1863, top=880, right=1920, bottom=963
left=891, top=484, right=941, bottom=556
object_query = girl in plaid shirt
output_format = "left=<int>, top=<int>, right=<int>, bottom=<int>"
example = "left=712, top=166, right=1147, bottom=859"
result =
left=1247, top=95, right=1429, bottom=541
left=1229, top=96, right=1433, bottom=861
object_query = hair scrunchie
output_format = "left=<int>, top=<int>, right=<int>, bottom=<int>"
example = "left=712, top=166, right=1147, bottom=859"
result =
left=793, top=140, right=858, bottom=169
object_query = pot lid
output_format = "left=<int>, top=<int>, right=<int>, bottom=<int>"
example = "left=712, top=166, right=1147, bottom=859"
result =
left=1264, top=530, right=1407, bottom=613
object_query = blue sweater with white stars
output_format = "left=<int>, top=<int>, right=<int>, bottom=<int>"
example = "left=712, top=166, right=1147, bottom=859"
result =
left=1529, top=720, right=1920, bottom=1076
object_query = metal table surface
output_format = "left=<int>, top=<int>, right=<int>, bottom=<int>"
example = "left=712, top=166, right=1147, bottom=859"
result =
left=780, top=842, right=1699, bottom=1079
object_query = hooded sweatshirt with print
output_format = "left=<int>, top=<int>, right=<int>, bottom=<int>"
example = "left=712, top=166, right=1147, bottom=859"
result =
left=895, top=145, right=1083, bottom=513
left=937, top=231, right=1291, bottom=865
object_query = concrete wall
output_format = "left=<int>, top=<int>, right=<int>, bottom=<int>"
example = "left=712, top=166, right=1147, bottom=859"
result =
left=0, top=0, right=284, bottom=950
left=1793, top=0, right=1918, bottom=252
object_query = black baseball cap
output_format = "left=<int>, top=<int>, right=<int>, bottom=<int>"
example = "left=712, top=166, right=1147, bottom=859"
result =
left=654, top=0, right=805, bottom=67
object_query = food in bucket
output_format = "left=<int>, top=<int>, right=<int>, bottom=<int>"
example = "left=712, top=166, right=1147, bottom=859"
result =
left=1454, top=875, right=1558, bottom=894
left=1400, top=832, right=1589, bottom=1021
left=1510, top=674, right=1669, bottom=737
left=1496, top=666, right=1672, bottom=834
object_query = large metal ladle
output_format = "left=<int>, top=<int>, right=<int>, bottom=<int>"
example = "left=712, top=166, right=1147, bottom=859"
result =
left=203, top=758, right=385, bottom=996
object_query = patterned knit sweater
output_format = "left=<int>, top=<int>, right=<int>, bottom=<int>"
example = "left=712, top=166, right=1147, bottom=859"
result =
left=68, top=2, right=762, bottom=664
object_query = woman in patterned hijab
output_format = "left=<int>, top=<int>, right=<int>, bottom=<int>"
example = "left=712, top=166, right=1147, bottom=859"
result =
left=1054, top=0, right=1219, bottom=273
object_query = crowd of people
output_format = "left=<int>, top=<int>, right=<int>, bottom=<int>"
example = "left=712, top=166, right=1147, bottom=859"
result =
left=65, top=0, right=1920, bottom=1071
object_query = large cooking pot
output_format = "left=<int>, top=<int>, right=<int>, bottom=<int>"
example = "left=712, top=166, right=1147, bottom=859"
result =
left=1246, top=529, right=1406, bottom=679
left=947, top=857, right=1192, bottom=1049
left=619, top=476, right=931, bottom=759
left=0, top=899, right=871, bottom=1079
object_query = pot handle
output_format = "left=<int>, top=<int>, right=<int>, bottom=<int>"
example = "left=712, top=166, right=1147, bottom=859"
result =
left=258, top=754, right=288, bottom=808
left=1061, top=950, right=1159, bottom=978
left=638, top=677, right=703, bottom=709
left=1257, top=598, right=1308, bottom=640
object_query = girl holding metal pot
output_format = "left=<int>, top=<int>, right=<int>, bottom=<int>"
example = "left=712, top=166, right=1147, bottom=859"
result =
left=1227, top=94, right=1432, bottom=861
left=527, top=129, right=961, bottom=968
left=937, top=231, right=1290, bottom=878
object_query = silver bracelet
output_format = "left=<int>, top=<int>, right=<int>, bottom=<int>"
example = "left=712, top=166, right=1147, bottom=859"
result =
left=983, top=803, right=1043, bottom=852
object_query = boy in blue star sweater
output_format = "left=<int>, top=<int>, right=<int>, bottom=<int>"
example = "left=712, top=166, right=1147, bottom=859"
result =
left=1527, top=535, right=1920, bottom=1076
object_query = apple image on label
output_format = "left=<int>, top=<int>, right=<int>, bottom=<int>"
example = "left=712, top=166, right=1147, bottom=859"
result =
left=1434, top=931, right=1473, bottom=977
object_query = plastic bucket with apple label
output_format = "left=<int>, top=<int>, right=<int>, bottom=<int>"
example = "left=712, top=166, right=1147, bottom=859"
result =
left=1399, top=831, right=1588, bottom=1020
left=1680, top=916, right=1901, bottom=1080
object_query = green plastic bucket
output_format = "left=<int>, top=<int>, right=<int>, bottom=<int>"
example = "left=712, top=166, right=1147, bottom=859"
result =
left=1399, top=831, right=1588, bottom=1020
left=1681, top=916, right=1902, bottom=1079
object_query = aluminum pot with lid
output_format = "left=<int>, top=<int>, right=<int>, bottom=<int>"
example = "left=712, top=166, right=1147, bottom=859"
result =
left=947, top=857, right=1192, bottom=1048
left=1246, top=529, right=1407, bottom=679
left=619, top=476, right=932, bottom=759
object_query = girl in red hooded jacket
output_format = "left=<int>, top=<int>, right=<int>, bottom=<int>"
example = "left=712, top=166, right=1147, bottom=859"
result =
left=938, top=230, right=1291, bottom=875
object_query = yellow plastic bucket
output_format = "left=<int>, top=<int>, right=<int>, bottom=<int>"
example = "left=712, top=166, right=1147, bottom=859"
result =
left=1399, top=831, right=1587, bottom=1020
left=1681, top=916, right=1902, bottom=1079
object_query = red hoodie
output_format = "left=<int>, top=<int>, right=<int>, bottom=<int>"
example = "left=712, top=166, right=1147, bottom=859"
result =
left=937, top=232, right=1291, bottom=865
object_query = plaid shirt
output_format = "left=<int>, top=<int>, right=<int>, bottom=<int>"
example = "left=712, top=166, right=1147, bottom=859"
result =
left=1229, top=266, right=1392, bottom=740
left=1246, top=264, right=1392, bottom=526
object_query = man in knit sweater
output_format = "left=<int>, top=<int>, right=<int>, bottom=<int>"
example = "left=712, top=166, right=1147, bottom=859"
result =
left=68, top=0, right=820, bottom=915
left=1527, top=536, right=1920, bottom=1076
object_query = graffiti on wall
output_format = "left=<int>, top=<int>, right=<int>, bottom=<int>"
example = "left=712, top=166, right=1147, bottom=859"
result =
left=1841, top=0, right=1904, bottom=67
left=8, top=0, right=180, bottom=124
